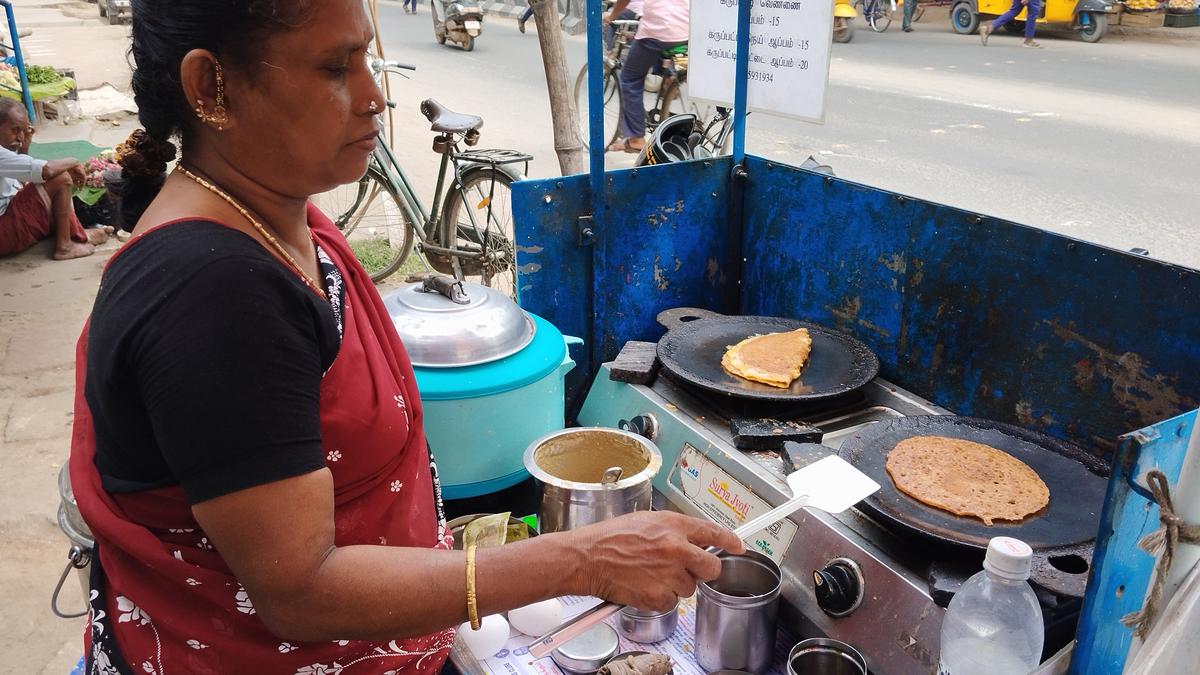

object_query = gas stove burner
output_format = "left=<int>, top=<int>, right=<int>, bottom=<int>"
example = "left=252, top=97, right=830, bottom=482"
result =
left=579, top=363, right=1082, bottom=675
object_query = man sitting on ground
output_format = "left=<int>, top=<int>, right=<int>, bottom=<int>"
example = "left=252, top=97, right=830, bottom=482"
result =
left=0, top=99, right=105, bottom=260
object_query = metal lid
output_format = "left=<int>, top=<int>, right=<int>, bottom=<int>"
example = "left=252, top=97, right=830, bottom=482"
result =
left=384, top=276, right=535, bottom=368
left=551, top=623, right=619, bottom=673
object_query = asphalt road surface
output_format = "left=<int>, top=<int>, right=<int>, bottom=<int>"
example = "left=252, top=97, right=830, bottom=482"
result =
left=379, top=4, right=1199, bottom=267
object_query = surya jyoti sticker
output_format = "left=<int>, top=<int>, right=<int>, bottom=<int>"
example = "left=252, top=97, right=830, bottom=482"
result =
left=676, top=443, right=796, bottom=564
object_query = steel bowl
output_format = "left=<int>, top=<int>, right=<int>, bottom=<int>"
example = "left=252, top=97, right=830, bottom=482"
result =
left=617, top=602, right=679, bottom=644
left=383, top=278, right=535, bottom=367
left=786, top=638, right=866, bottom=675
left=551, top=623, right=620, bottom=674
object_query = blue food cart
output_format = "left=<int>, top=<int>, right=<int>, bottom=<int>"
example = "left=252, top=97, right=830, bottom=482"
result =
left=497, top=0, right=1200, bottom=672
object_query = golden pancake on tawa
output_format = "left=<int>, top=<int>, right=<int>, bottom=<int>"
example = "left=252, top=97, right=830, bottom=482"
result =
left=885, top=435, right=1050, bottom=526
left=721, top=328, right=813, bottom=388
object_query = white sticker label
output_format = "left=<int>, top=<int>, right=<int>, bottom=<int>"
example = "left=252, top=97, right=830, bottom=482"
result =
left=675, top=444, right=797, bottom=564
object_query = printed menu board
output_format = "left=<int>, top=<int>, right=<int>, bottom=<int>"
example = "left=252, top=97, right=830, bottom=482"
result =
left=687, top=0, right=834, bottom=123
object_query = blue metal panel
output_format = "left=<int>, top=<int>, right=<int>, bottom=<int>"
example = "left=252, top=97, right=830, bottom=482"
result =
left=739, top=155, right=1200, bottom=457
left=591, top=159, right=735, bottom=359
left=513, top=173, right=594, bottom=415
left=514, top=158, right=737, bottom=415
left=1071, top=409, right=1197, bottom=675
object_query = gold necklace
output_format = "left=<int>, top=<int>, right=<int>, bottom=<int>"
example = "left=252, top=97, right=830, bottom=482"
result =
left=176, top=166, right=327, bottom=300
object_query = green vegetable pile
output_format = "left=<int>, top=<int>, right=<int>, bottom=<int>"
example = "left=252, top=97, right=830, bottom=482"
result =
left=25, top=65, right=62, bottom=85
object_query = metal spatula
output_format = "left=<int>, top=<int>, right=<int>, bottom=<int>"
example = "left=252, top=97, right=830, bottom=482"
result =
left=526, top=455, right=880, bottom=660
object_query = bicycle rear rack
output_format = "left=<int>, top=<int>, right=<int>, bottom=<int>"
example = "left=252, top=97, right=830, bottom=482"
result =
left=454, top=148, right=533, bottom=171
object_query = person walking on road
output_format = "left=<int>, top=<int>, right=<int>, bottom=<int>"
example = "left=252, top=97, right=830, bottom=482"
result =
left=606, top=0, right=689, bottom=153
left=404, top=0, right=418, bottom=13
left=518, top=4, right=533, bottom=32
left=901, top=0, right=918, bottom=31
left=980, top=0, right=1042, bottom=47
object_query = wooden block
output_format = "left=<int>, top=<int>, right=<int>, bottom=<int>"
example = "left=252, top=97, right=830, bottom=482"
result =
left=610, top=341, right=661, bottom=384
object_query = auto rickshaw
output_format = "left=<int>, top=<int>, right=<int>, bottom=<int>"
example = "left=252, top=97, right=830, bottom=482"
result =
left=835, top=0, right=858, bottom=42
left=950, top=0, right=1114, bottom=41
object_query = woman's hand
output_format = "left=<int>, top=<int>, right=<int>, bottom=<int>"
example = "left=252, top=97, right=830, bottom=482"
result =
left=567, top=511, right=746, bottom=612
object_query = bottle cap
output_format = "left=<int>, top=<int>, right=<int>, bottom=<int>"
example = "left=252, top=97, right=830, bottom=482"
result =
left=983, top=537, right=1033, bottom=580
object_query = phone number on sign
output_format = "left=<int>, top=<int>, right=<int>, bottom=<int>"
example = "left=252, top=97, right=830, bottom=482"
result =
left=748, top=69, right=775, bottom=82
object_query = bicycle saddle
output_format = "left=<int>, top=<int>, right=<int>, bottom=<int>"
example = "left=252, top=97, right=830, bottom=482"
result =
left=420, top=99, right=483, bottom=133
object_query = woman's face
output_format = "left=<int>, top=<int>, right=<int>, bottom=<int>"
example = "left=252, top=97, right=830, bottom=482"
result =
left=220, top=0, right=384, bottom=199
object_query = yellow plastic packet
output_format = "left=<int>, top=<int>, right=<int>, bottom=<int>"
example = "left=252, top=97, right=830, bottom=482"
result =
left=505, top=521, right=531, bottom=544
left=463, top=512, right=512, bottom=550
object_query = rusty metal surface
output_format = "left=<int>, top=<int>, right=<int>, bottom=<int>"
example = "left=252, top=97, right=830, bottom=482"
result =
left=739, top=156, right=1200, bottom=459
left=513, top=158, right=737, bottom=417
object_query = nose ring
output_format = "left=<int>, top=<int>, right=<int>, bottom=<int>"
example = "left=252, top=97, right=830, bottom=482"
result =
left=368, top=101, right=379, bottom=113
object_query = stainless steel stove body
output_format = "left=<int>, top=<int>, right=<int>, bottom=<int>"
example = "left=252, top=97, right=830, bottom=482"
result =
left=578, top=365, right=954, bottom=675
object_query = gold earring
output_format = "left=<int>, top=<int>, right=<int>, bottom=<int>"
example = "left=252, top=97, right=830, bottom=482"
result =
left=210, top=60, right=229, bottom=131
left=194, top=61, right=230, bottom=131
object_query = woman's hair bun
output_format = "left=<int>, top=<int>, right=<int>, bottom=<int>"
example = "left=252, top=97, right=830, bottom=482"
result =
left=116, top=129, right=177, bottom=178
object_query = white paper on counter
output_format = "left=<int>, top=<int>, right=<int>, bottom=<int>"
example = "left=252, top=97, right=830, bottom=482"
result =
left=455, top=595, right=788, bottom=675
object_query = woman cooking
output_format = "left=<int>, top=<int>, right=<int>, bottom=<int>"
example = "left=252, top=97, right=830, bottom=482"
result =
left=70, top=1, right=743, bottom=673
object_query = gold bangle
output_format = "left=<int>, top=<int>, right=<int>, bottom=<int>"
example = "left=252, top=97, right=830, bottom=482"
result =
left=466, top=543, right=481, bottom=630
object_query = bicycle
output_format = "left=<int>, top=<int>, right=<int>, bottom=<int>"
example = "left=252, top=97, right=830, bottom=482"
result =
left=854, top=0, right=898, bottom=31
left=312, top=58, right=531, bottom=297
left=573, top=21, right=732, bottom=157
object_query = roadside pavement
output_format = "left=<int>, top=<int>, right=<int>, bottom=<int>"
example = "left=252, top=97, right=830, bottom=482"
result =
left=0, top=2, right=132, bottom=673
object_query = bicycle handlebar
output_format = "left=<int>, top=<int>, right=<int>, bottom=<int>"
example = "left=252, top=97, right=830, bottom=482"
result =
left=371, top=58, right=417, bottom=75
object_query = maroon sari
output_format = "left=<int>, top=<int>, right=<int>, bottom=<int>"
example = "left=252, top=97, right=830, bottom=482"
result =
left=70, top=204, right=456, bottom=674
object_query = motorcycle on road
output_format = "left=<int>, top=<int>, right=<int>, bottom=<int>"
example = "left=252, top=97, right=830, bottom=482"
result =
left=432, top=0, right=484, bottom=51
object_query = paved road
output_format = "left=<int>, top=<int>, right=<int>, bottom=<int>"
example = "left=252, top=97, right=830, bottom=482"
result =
left=378, top=3, right=1200, bottom=267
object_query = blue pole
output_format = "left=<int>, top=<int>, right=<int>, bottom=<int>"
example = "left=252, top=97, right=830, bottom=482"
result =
left=731, top=0, right=751, bottom=164
left=586, top=0, right=604, bottom=225
left=2, top=2, right=35, bottom=123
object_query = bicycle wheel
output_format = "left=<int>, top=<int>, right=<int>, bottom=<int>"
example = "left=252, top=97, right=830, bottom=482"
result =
left=651, top=76, right=688, bottom=129
left=440, top=167, right=517, bottom=299
left=871, top=0, right=894, bottom=31
left=312, top=169, right=415, bottom=283
left=574, top=63, right=622, bottom=151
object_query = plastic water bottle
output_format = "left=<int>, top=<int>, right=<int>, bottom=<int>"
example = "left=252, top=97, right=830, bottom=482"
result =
left=938, top=537, right=1044, bottom=675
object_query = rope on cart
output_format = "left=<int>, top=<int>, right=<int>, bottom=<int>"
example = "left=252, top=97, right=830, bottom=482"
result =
left=1120, top=470, right=1200, bottom=639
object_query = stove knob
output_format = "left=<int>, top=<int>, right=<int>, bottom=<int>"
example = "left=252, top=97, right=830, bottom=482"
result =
left=813, top=558, right=864, bottom=617
left=619, top=414, right=658, bottom=441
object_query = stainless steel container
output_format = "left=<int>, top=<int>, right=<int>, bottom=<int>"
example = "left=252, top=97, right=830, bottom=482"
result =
left=617, top=601, right=679, bottom=643
left=695, top=550, right=782, bottom=674
left=52, top=463, right=93, bottom=618
left=524, top=428, right=662, bottom=533
left=551, top=622, right=620, bottom=673
left=786, top=638, right=867, bottom=675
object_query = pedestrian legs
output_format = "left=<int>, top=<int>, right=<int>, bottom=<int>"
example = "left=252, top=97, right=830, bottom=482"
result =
left=615, top=38, right=665, bottom=146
